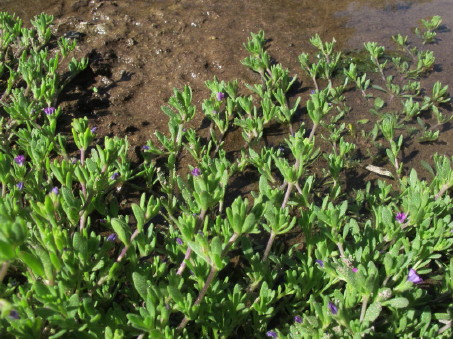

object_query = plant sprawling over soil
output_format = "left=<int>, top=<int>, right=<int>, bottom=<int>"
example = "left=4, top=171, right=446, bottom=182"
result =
left=0, top=12, right=452, bottom=339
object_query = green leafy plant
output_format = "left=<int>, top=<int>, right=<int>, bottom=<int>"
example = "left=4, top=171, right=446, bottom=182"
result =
left=0, top=12, right=451, bottom=339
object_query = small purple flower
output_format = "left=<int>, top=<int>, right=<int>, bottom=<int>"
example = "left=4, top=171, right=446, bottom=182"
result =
left=176, top=238, right=183, bottom=245
left=310, top=90, right=316, bottom=95
left=216, top=92, right=225, bottom=101
left=142, top=145, right=150, bottom=150
left=110, top=172, right=120, bottom=180
left=212, top=110, right=218, bottom=115
left=14, top=155, right=26, bottom=166
left=396, top=212, right=407, bottom=224
left=328, top=301, right=338, bottom=315
left=43, top=107, right=56, bottom=115
left=294, top=315, right=302, bottom=323
left=352, top=267, right=358, bottom=273
left=107, top=233, right=117, bottom=242
left=266, top=331, right=278, bottom=338
left=16, top=182, right=24, bottom=190
left=191, top=167, right=201, bottom=176
left=315, top=259, right=324, bottom=267
left=90, top=127, right=97, bottom=133
left=407, top=268, right=423, bottom=284
left=51, top=187, right=59, bottom=195
left=9, top=310, right=20, bottom=320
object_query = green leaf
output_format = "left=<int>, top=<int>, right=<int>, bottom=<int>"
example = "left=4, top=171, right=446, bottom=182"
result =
left=111, top=218, right=130, bottom=245
left=132, top=203, right=145, bottom=232
left=187, top=240, right=211, bottom=265
left=0, top=240, right=16, bottom=261
left=374, top=97, right=385, bottom=109
left=133, top=272, right=148, bottom=300
left=48, top=329, right=68, bottom=339
left=384, top=297, right=409, bottom=308
left=127, top=313, right=149, bottom=331
left=167, top=285, right=184, bottom=306
left=33, top=281, right=53, bottom=302
left=210, top=236, right=224, bottom=270
left=73, top=232, right=88, bottom=261
left=20, top=251, right=45, bottom=277
left=364, top=302, right=382, bottom=323
left=67, top=294, right=80, bottom=318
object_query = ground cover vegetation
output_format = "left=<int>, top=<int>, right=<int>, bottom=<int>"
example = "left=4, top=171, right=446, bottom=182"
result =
left=0, top=12, right=452, bottom=339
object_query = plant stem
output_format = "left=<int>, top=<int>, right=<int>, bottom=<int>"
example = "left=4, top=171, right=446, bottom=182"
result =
left=177, top=266, right=218, bottom=331
left=81, top=183, right=87, bottom=198
left=79, top=210, right=88, bottom=231
left=177, top=232, right=239, bottom=331
left=176, top=209, right=207, bottom=276
left=435, top=183, right=451, bottom=200
left=262, top=231, right=276, bottom=262
left=288, top=123, right=294, bottom=136
left=213, top=132, right=226, bottom=157
left=0, top=261, right=9, bottom=283
left=312, top=76, right=319, bottom=91
left=308, top=123, right=318, bottom=140
left=281, top=183, right=294, bottom=209
left=359, top=295, right=369, bottom=323
left=80, top=148, right=85, bottom=166
left=261, top=181, right=293, bottom=263
left=337, top=242, right=346, bottom=259
left=117, top=228, right=140, bottom=262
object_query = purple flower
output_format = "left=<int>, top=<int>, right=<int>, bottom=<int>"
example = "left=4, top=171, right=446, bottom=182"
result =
left=328, top=301, right=338, bottom=315
left=294, top=315, right=302, bottom=323
left=351, top=267, right=358, bottom=273
left=110, top=172, right=120, bottom=180
left=216, top=92, right=225, bottom=101
left=176, top=237, right=183, bottom=245
left=142, top=145, right=150, bottom=150
left=191, top=167, right=201, bottom=176
left=9, top=310, right=20, bottom=320
left=396, top=212, right=407, bottom=224
left=107, top=233, right=117, bottom=242
left=51, top=187, right=59, bottom=195
left=407, top=268, right=423, bottom=284
left=90, top=127, right=97, bottom=133
left=315, top=259, right=324, bottom=267
left=16, top=182, right=24, bottom=190
left=266, top=331, right=278, bottom=338
left=310, top=90, right=316, bottom=95
left=43, top=107, right=56, bottom=115
left=212, top=110, right=218, bottom=115
left=14, top=155, right=26, bottom=166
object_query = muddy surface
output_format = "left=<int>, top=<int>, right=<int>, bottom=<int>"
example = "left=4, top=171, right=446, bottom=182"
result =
left=1, top=0, right=452, bottom=183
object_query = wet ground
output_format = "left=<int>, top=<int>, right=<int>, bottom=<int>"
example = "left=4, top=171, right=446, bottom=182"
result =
left=1, top=0, right=452, bottom=183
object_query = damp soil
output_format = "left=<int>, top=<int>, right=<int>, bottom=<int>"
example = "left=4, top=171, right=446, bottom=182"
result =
left=2, top=0, right=452, bottom=207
